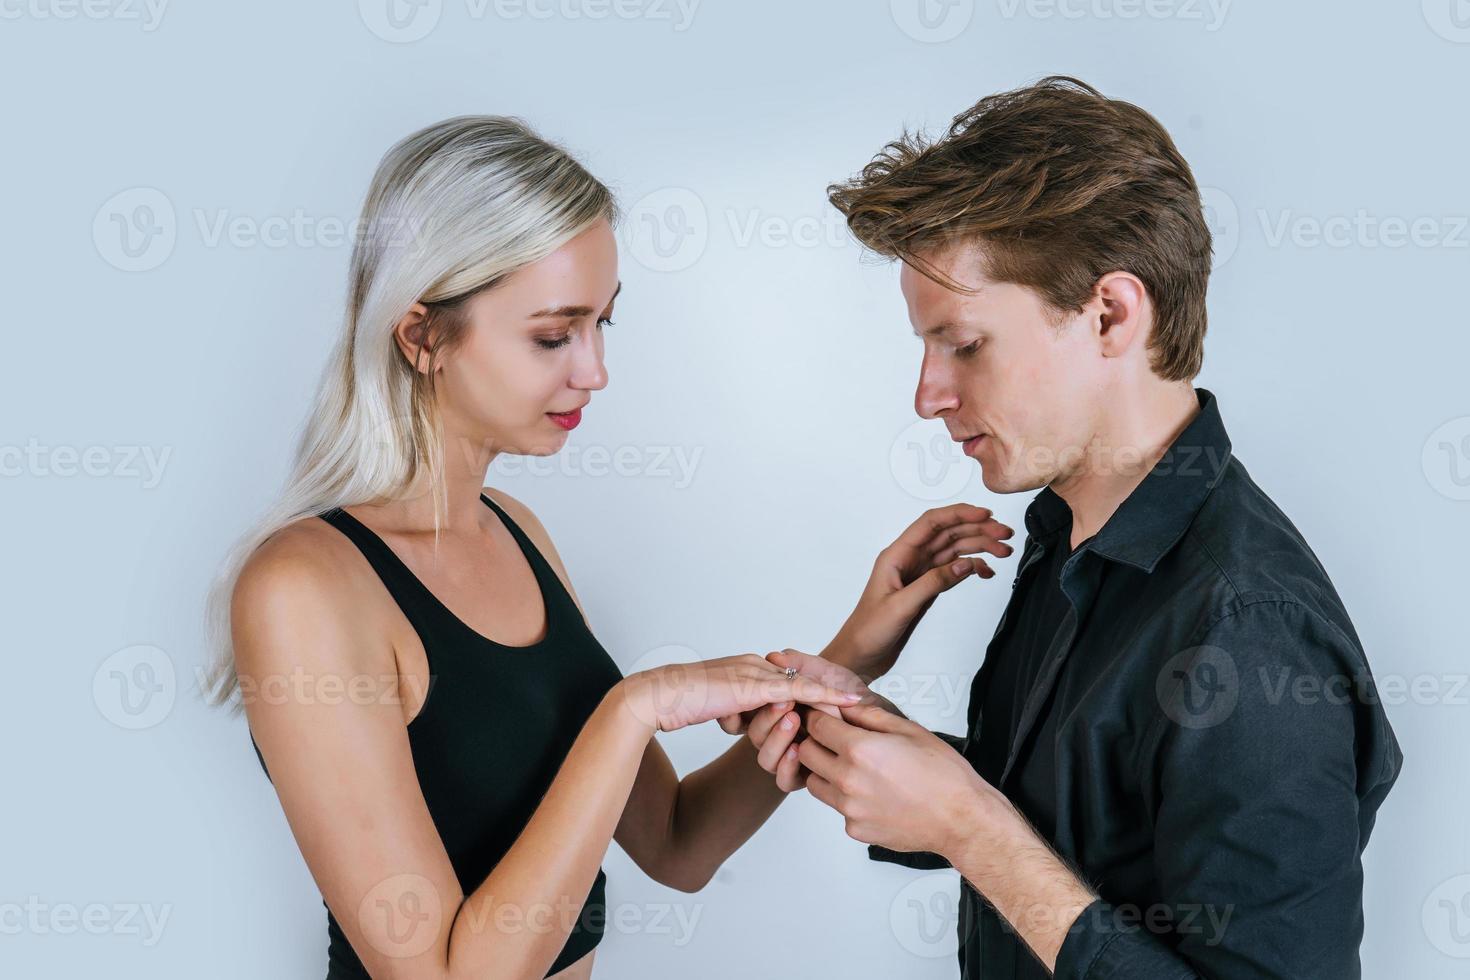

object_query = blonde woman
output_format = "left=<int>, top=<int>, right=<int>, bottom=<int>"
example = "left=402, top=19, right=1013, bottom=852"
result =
left=202, top=116, right=1008, bottom=980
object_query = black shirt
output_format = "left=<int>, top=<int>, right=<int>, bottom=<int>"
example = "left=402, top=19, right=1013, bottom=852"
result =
left=869, top=388, right=1404, bottom=980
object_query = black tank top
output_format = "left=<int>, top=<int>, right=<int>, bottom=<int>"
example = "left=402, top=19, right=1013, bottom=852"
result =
left=248, top=493, right=625, bottom=979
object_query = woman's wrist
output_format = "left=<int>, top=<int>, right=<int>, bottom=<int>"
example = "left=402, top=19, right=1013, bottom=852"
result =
left=606, top=675, right=661, bottom=739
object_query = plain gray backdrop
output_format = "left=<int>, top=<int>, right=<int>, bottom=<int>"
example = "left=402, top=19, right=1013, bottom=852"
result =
left=3, top=0, right=1466, bottom=976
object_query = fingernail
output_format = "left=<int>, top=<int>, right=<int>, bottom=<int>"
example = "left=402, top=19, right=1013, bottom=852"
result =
left=842, top=692, right=864, bottom=701
left=781, top=716, right=795, bottom=730
left=951, top=559, right=970, bottom=575
left=786, top=747, right=797, bottom=760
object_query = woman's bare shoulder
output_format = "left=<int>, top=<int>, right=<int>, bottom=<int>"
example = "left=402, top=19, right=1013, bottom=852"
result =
left=232, top=515, right=390, bottom=675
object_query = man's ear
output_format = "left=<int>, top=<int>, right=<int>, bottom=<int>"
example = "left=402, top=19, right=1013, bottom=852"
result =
left=391, top=302, right=435, bottom=374
left=1092, top=271, right=1149, bottom=359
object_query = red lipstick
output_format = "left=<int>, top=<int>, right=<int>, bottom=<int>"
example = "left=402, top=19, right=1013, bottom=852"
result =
left=547, top=408, right=582, bottom=431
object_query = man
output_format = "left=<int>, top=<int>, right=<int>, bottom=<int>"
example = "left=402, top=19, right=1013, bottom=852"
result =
left=736, top=76, right=1403, bottom=978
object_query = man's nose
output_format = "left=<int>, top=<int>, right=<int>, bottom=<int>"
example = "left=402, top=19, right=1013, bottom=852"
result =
left=914, top=357, right=958, bottom=420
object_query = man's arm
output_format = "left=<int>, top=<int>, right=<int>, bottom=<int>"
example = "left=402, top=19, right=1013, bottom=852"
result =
left=986, top=599, right=1402, bottom=978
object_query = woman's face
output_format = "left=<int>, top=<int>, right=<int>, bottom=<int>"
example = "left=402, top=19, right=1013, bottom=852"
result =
left=431, top=218, right=619, bottom=459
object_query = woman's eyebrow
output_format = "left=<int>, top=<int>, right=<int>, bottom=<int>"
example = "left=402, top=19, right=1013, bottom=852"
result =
left=527, top=281, right=622, bottom=319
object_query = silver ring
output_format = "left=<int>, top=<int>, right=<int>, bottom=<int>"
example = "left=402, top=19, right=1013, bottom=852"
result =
left=784, top=666, right=798, bottom=681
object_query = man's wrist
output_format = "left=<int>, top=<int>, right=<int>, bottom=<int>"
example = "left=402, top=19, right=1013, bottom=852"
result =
left=821, top=634, right=883, bottom=683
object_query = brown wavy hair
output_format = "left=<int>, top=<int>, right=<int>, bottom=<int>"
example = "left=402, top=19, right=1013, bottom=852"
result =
left=827, top=75, right=1211, bottom=382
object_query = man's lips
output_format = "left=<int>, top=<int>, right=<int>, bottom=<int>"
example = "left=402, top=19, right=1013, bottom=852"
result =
left=547, top=407, right=583, bottom=430
left=953, top=432, right=989, bottom=455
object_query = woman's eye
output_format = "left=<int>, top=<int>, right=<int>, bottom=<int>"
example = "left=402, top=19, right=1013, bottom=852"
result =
left=597, top=317, right=615, bottom=330
left=535, top=335, right=572, bottom=350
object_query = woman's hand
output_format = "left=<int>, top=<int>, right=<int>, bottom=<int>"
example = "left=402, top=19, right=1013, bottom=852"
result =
left=620, top=654, right=864, bottom=734
left=722, top=649, right=902, bottom=793
left=826, top=503, right=1013, bottom=680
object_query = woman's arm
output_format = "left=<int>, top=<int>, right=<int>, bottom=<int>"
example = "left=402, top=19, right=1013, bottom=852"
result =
left=237, top=521, right=854, bottom=980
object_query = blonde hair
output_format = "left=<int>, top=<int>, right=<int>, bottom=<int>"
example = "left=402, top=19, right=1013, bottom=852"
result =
left=201, top=116, right=616, bottom=711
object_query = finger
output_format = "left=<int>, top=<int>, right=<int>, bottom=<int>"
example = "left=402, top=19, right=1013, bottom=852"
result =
left=757, top=711, right=801, bottom=773
left=806, top=771, right=838, bottom=808
left=839, top=701, right=911, bottom=733
left=716, top=713, right=747, bottom=735
left=776, top=743, right=809, bottom=793
left=796, top=735, right=842, bottom=781
left=783, top=674, right=864, bottom=708
left=929, top=531, right=1014, bottom=565
left=748, top=702, right=791, bottom=753
left=895, top=504, right=997, bottom=552
left=805, top=709, right=861, bottom=753
left=888, top=558, right=985, bottom=619
left=918, top=520, right=1013, bottom=558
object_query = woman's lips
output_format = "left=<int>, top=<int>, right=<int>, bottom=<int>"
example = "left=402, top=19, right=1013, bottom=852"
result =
left=547, top=408, right=582, bottom=431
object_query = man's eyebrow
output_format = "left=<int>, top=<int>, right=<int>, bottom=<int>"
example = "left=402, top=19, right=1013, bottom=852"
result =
left=527, top=281, right=622, bottom=320
left=914, top=320, right=962, bottom=339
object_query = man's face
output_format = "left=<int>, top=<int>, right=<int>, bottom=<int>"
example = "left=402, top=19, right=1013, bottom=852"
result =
left=901, top=242, right=1108, bottom=495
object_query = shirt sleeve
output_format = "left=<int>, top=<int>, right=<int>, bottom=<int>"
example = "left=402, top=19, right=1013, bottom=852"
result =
left=1054, top=599, right=1402, bottom=980
left=867, top=730, right=968, bottom=870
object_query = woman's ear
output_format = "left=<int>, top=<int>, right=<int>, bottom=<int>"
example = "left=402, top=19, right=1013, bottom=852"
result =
left=1093, top=271, right=1149, bottom=359
left=391, top=302, right=435, bottom=373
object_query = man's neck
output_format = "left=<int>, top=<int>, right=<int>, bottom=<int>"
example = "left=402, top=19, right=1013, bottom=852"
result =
left=1051, top=383, right=1201, bottom=551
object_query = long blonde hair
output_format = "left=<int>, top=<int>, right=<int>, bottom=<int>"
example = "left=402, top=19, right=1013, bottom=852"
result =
left=201, top=116, right=616, bottom=712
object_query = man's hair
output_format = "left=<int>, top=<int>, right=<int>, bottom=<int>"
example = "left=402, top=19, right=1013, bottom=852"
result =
left=828, top=75, right=1211, bottom=382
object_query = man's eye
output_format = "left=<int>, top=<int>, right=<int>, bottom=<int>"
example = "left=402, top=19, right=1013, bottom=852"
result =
left=957, top=340, right=982, bottom=357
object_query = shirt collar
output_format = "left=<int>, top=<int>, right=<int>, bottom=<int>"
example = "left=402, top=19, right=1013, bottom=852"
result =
left=1023, top=387, right=1232, bottom=574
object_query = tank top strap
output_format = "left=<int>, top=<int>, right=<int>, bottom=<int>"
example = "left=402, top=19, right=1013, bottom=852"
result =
left=316, top=506, right=453, bottom=643
left=477, top=492, right=583, bottom=620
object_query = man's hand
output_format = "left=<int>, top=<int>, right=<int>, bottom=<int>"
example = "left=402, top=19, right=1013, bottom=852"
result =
left=798, top=701, right=1010, bottom=856
left=718, top=650, right=896, bottom=792
left=826, top=504, right=1013, bottom=681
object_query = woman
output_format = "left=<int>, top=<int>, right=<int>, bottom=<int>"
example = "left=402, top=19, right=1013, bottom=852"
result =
left=202, top=116, right=1005, bottom=980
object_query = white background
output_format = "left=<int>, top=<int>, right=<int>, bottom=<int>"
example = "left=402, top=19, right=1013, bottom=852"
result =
left=3, top=0, right=1467, bottom=976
